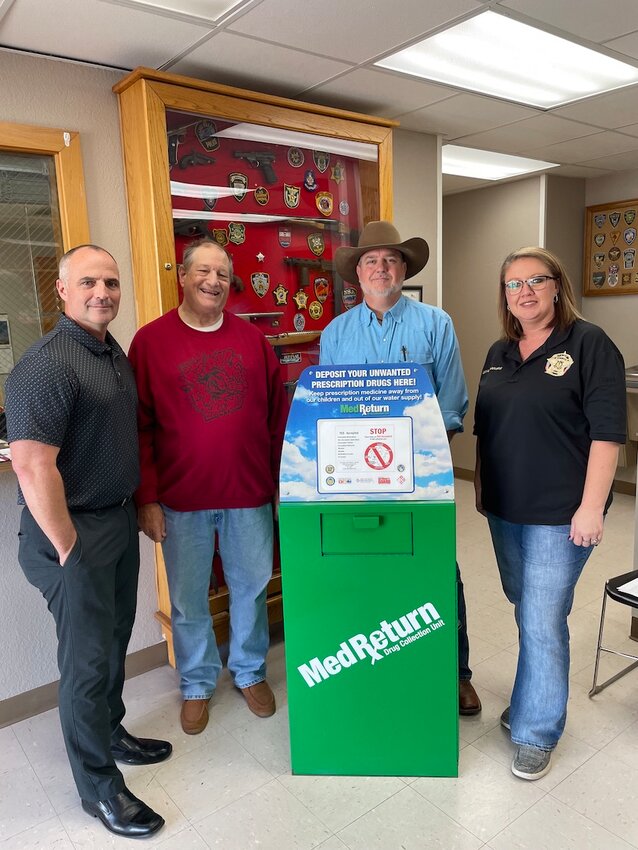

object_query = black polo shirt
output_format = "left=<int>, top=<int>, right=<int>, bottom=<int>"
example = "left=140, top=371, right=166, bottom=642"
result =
left=5, top=314, right=139, bottom=510
left=474, top=319, right=626, bottom=525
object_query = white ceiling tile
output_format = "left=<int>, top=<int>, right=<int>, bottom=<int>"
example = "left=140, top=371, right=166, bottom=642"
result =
left=498, top=0, right=638, bottom=44
left=553, top=86, right=638, bottom=129
left=0, top=0, right=208, bottom=68
left=525, top=131, right=638, bottom=164
left=300, top=69, right=453, bottom=118
left=455, top=114, right=600, bottom=154
left=604, top=30, right=638, bottom=60
left=169, top=32, right=351, bottom=97
left=227, top=0, right=478, bottom=63
left=442, top=174, right=492, bottom=195
left=577, top=150, right=638, bottom=172
left=395, top=93, right=535, bottom=137
left=549, top=164, right=611, bottom=179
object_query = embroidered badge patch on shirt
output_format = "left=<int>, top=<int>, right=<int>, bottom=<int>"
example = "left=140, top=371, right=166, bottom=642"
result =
left=545, top=352, right=574, bottom=377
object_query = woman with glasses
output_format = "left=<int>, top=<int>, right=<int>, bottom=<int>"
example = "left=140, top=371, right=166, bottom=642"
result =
left=474, top=246, right=626, bottom=781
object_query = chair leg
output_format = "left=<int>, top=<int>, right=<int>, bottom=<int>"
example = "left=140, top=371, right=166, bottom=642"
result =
left=589, top=589, right=638, bottom=696
left=589, top=591, right=608, bottom=697
left=590, top=657, right=638, bottom=696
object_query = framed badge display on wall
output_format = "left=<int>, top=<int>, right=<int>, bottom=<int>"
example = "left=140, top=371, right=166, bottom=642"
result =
left=114, top=67, right=396, bottom=659
left=584, top=198, right=638, bottom=296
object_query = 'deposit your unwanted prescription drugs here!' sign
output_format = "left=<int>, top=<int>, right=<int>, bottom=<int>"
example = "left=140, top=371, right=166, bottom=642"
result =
left=279, top=363, right=454, bottom=502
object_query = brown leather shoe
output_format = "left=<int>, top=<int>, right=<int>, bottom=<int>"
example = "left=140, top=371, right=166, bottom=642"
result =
left=180, top=698, right=210, bottom=734
left=459, top=680, right=482, bottom=715
left=239, top=680, right=276, bottom=717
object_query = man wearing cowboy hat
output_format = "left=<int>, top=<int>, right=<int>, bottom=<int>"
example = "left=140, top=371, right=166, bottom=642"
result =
left=320, top=220, right=481, bottom=716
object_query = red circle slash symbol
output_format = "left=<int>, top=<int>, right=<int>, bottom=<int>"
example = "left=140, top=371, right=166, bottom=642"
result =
left=364, top=442, right=393, bottom=470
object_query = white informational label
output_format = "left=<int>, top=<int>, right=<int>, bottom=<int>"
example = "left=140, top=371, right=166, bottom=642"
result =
left=617, top=577, right=638, bottom=599
left=316, top=417, right=414, bottom=494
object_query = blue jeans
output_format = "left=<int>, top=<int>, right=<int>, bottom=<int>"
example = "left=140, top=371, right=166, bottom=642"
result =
left=487, top=514, right=594, bottom=751
left=161, top=503, right=273, bottom=698
left=457, top=563, right=471, bottom=681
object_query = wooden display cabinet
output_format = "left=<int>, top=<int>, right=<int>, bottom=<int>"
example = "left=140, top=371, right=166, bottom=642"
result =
left=113, top=67, right=396, bottom=664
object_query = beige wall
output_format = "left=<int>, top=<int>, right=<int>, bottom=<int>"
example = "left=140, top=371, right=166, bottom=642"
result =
left=545, top=175, right=586, bottom=310
left=442, top=177, right=543, bottom=472
left=393, top=129, right=439, bottom=307
left=0, top=52, right=162, bottom=701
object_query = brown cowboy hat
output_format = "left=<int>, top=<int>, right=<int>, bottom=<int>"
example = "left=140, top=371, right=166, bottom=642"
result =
left=334, top=220, right=430, bottom=285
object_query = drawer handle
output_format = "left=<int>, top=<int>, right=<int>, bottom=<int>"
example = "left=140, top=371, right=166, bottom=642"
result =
left=352, top=515, right=380, bottom=530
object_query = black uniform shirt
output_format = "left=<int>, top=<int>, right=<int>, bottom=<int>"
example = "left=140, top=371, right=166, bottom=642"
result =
left=474, top=319, right=626, bottom=525
left=5, top=314, right=139, bottom=509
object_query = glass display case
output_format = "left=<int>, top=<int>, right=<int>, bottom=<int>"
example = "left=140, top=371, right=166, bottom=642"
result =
left=114, top=67, right=396, bottom=658
left=166, top=108, right=378, bottom=395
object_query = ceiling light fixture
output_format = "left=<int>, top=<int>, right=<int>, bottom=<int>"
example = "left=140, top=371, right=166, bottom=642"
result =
left=442, top=145, right=558, bottom=181
left=98, top=0, right=244, bottom=26
left=376, top=11, right=638, bottom=109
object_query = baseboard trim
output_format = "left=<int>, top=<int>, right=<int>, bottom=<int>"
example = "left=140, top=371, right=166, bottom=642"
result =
left=0, top=642, right=168, bottom=729
left=613, top=479, right=636, bottom=497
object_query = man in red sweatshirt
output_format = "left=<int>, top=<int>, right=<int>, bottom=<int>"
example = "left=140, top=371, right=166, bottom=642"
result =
left=129, top=239, right=288, bottom=734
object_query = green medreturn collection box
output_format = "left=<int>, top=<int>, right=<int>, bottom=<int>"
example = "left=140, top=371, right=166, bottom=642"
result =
left=279, top=364, right=458, bottom=776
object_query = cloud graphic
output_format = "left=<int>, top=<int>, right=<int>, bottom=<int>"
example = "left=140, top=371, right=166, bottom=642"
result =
left=412, top=480, right=454, bottom=500
left=414, top=450, right=453, bottom=477
left=291, top=384, right=317, bottom=404
left=280, top=479, right=318, bottom=500
left=279, top=440, right=316, bottom=484
left=403, top=396, right=450, bottom=453
left=291, top=433, right=308, bottom=450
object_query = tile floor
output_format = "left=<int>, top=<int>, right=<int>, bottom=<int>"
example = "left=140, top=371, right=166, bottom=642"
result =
left=2, top=480, right=638, bottom=849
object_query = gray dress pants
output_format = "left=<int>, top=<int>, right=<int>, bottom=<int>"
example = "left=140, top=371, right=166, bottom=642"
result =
left=18, top=500, right=139, bottom=802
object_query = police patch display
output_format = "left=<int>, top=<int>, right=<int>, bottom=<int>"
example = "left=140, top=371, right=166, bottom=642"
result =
left=585, top=198, right=638, bottom=295
left=161, top=102, right=379, bottom=421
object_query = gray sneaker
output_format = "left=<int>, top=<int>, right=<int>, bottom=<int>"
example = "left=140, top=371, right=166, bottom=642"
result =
left=500, top=707, right=510, bottom=731
left=511, top=745, right=552, bottom=780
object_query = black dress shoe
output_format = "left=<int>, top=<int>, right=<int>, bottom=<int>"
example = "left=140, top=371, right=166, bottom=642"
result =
left=111, top=728, right=172, bottom=765
left=82, top=787, right=165, bottom=837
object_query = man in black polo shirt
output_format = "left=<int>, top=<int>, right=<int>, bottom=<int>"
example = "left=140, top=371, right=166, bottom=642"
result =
left=5, top=245, right=171, bottom=840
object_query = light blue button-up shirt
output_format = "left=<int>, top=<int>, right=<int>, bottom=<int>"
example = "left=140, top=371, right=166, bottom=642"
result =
left=320, top=295, right=468, bottom=432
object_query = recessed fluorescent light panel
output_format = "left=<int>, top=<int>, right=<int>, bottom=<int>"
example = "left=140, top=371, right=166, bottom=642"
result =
left=98, top=0, right=245, bottom=26
left=376, top=11, right=638, bottom=108
left=442, top=145, right=558, bottom=181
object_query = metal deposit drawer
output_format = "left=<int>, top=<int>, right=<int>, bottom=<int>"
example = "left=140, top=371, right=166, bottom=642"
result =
left=320, top=511, right=414, bottom=555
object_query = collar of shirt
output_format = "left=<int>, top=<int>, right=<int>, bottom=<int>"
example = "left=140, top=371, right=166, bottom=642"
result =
left=360, top=295, right=408, bottom=326
left=506, top=323, right=573, bottom=364
left=58, top=313, right=115, bottom=355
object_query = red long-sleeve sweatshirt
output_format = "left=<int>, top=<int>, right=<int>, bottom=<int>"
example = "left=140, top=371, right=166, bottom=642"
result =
left=128, top=309, right=289, bottom=511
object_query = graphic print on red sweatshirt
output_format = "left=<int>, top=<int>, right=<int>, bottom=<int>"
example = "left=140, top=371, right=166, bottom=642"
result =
left=178, top=348, right=247, bottom=421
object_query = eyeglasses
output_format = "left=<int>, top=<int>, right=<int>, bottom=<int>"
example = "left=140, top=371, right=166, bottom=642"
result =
left=504, top=275, right=558, bottom=293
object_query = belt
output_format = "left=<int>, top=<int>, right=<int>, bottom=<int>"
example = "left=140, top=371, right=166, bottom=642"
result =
left=70, top=496, right=133, bottom=513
